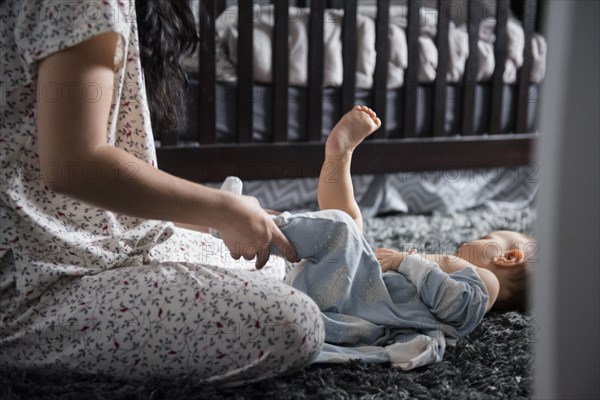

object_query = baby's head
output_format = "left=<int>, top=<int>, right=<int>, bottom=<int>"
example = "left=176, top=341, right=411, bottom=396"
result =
left=455, top=230, right=536, bottom=312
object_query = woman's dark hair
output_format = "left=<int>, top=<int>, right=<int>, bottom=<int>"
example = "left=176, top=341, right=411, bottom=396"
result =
left=135, top=0, right=198, bottom=137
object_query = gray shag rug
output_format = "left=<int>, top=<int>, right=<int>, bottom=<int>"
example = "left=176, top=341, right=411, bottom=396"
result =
left=0, top=206, right=536, bottom=400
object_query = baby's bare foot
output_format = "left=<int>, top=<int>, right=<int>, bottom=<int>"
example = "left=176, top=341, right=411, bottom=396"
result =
left=326, top=106, right=381, bottom=158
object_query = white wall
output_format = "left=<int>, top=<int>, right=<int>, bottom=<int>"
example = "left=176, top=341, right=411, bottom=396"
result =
left=533, top=0, right=600, bottom=398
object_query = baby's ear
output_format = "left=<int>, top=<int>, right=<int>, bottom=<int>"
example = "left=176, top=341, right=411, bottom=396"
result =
left=493, top=249, right=525, bottom=267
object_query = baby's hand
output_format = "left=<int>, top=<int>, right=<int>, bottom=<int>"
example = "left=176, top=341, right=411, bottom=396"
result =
left=376, top=248, right=412, bottom=272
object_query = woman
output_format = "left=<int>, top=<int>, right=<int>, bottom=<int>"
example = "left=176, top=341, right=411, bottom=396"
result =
left=0, top=0, right=323, bottom=384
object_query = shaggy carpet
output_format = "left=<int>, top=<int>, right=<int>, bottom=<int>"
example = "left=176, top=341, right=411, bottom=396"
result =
left=0, top=206, right=537, bottom=400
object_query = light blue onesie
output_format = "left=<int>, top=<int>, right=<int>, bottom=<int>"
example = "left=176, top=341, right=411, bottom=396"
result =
left=272, top=210, right=489, bottom=369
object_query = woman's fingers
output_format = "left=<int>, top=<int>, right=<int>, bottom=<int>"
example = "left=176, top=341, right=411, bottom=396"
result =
left=219, top=218, right=299, bottom=269
left=255, top=243, right=271, bottom=269
left=269, top=224, right=300, bottom=264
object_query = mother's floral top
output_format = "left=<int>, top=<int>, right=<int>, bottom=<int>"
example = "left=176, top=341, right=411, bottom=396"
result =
left=0, top=0, right=175, bottom=302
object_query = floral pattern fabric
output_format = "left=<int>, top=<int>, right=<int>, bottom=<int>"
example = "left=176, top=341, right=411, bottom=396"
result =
left=0, top=0, right=323, bottom=384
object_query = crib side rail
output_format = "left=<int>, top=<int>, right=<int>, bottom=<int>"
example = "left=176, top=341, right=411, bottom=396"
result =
left=157, top=134, right=536, bottom=182
left=156, top=0, right=540, bottom=182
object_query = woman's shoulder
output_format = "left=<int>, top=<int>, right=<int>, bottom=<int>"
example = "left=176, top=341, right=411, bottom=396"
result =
left=5, top=0, right=134, bottom=71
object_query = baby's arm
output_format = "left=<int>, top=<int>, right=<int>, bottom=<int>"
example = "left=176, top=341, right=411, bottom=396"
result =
left=377, top=248, right=499, bottom=311
left=377, top=249, right=496, bottom=336
left=376, top=248, right=410, bottom=272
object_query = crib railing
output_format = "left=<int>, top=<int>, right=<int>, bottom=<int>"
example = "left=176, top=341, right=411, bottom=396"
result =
left=156, top=0, right=541, bottom=183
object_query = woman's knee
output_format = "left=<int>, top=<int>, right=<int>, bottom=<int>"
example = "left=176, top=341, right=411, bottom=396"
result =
left=212, top=288, right=325, bottom=385
left=267, top=289, right=324, bottom=361
left=1, top=263, right=325, bottom=382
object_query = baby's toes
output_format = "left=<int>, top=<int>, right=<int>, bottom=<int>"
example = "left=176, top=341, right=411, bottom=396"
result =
left=364, top=108, right=381, bottom=127
left=374, top=117, right=382, bottom=127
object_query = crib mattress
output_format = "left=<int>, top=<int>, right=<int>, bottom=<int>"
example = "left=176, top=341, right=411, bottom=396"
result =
left=176, top=77, right=539, bottom=143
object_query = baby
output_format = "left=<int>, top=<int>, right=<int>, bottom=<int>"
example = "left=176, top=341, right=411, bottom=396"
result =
left=377, top=230, right=535, bottom=312
left=219, top=106, right=535, bottom=367
left=310, top=105, right=535, bottom=314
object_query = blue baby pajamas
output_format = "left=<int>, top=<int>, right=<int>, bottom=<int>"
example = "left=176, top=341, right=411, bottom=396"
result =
left=0, top=0, right=323, bottom=385
left=273, top=210, right=489, bottom=369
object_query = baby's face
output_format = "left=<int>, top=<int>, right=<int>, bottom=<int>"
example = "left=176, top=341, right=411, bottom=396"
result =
left=454, top=230, right=534, bottom=269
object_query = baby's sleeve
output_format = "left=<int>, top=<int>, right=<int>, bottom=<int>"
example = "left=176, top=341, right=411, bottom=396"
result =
left=398, top=254, right=489, bottom=337
left=12, top=0, right=132, bottom=81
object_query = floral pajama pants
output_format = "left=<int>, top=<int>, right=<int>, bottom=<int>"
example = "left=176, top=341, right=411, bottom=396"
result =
left=0, top=228, right=324, bottom=385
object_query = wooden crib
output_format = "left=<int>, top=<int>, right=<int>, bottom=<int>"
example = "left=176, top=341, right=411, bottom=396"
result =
left=156, top=0, right=542, bottom=183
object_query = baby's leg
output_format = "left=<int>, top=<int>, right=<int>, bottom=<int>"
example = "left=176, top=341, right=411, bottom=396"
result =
left=318, top=106, right=381, bottom=231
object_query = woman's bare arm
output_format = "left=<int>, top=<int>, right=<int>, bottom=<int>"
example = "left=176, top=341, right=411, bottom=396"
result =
left=36, top=32, right=297, bottom=268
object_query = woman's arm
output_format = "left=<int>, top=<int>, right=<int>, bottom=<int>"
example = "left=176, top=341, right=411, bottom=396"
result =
left=36, top=32, right=297, bottom=268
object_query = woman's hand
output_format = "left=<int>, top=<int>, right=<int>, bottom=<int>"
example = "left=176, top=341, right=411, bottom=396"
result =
left=216, top=194, right=299, bottom=269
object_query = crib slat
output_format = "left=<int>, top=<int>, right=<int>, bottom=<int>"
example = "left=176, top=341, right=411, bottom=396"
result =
left=373, top=0, right=390, bottom=138
left=432, top=0, right=450, bottom=137
left=461, top=0, right=482, bottom=135
left=341, top=0, right=358, bottom=115
left=198, top=0, right=216, bottom=145
left=403, top=0, right=423, bottom=138
left=272, top=0, right=289, bottom=142
left=489, top=0, right=509, bottom=134
left=516, top=0, right=537, bottom=133
left=216, top=0, right=226, bottom=17
left=237, top=1, right=254, bottom=143
left=307, top=0, right=325, bottom=142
